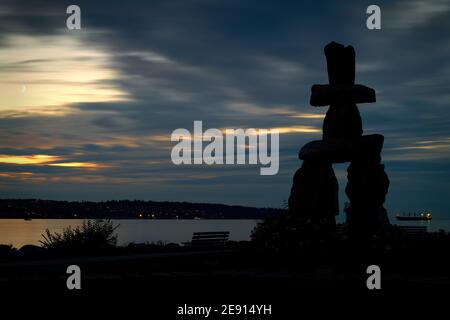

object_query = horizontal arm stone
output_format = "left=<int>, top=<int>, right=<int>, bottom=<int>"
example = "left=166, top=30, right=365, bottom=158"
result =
left=310, top=84, right=376, bottom=107
left=298, top=134, right=384, bottom=163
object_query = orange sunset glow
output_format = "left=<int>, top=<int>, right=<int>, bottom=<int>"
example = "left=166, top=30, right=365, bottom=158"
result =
left=0, top=154, right=104, bottom=169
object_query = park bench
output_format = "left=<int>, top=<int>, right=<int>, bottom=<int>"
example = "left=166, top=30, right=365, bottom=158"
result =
left=183, top=231, right=230, bottom=247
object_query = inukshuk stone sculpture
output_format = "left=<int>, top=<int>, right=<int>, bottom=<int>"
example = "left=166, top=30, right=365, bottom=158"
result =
left=288, top=41, right=390, bottom=239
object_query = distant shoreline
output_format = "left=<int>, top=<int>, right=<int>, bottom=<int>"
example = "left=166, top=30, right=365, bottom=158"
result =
left=0, top=217, right=263, bottom=220
left=0, top=199, right=283, bottom=220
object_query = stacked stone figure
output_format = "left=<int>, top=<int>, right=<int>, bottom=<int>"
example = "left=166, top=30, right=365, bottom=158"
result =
left=288, top=42, right=390, bottom=239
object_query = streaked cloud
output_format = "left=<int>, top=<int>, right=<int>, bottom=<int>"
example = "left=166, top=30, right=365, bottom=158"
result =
left=48, top=162, right=108, bottom=168
left=0, top=0, right=449, bottom=214
left=0, top=172, right=33, bottom=179
left=0, top=154, right=107, bottom=169
left=288, top=113, right=325, bottom=119
left=0, top=154, right=62, bottom=165
left=272, top=125, right=320, bottom=134
left=388, top=0, right=450, bottom=29
left=227, top=102, right=324, bottom=120
left=0, top=34, right=130, bottom=115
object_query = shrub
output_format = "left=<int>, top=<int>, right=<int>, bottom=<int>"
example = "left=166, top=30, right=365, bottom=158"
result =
left=0, top=244, right=19, bottom=262
left=40, top=219, right=119, bottom=254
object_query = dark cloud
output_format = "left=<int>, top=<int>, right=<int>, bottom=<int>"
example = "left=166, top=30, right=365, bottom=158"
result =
left=0, top=0, right=449, bottom=216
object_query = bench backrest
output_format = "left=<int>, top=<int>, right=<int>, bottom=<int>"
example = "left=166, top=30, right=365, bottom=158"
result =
left=191, top=231, right=230, bottom=245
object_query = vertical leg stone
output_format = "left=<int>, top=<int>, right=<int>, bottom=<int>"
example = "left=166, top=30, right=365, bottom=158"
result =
left=345, top=161, right=390, bottom=237
left=288, top=160, right=338, bottom=237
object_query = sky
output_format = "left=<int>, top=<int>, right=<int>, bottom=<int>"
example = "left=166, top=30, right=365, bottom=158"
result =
left=0, top=0, right=449, bottom=218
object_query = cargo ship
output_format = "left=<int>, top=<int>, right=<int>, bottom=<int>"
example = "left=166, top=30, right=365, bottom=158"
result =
left=396, top=212, right=432, bottom=221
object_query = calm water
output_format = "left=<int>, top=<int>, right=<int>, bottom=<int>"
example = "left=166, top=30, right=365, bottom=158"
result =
left=0, top=219, right=259, bottom=248
left=0, top=218, right=449, bottom=248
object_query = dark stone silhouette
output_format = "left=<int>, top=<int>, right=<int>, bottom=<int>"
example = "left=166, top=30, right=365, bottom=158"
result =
left=313, top=42, right=372, bottom=141
left=289, top=41, right=390, bottom=240
left=310, top=84, right=375, bottom=107
left=288, top=161, right=338, bottom=234
left=345, top=162, right=390, bottom=236
left=299, top=134, right=384, bottom=163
